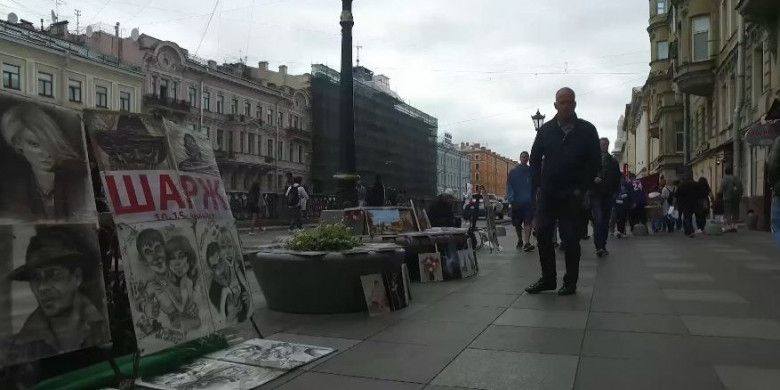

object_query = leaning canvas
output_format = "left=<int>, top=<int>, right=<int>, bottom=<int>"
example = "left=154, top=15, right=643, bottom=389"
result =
left=418, top=253, right=443, bottom=282
left=136, top=357, right=285, bottom=390
left=360, top=274, right=391, bottom=316
left=206, top=338, right=335, bottom=370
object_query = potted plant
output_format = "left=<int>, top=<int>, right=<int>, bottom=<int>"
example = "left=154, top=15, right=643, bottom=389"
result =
left=250, top=224, right=405, bottom=314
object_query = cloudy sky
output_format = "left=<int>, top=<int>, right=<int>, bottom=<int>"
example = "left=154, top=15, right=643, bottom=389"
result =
left=4, top=0, right=650, bottom=159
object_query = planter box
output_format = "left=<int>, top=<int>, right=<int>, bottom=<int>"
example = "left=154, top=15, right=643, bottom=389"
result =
left=250, top=245, right=405, bottom=314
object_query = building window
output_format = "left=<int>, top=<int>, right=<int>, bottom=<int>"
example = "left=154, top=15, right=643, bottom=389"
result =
left=120, top=91, right=131, bottom=112
left=231, top=98, right=238, bottom=115
left=267, top=139, right=274, bottom=157
left=277, top=141, right=283, bottom=160
left=752, top=47, right=764, bottom=105
left=239, top=131, right=245, bottom=153
left=230, top=173, right=237, bottom=190
left=189, top=87, right=197, bottom=107
left=217, top=95, right=224, bottom=113
left=68, top=79, right=82, bottom=103
left=203, top=91, right=211, bottom=111
left=657, top=41, right=669, bottom=60
left=289, top=143, right=294, bottom=162
left=298, top=144, right=304, bottom=163
left=204, top=126, right=210, bottom=139
left=228, top=131, right=234, bottom=152
left=96, top=86, right=108, bottom=108
left=3, top=63, right=21, bottom=90
left=159, top=78, right=169, bottom=99
left=37, top=72, right=53, bottom=97
left=217, top=129, right=224, bottom=150
left=288, top=115, right=293, bottom=128
left=278, top=111, right=283, bottom=127
left=267, top=110, right=273, bottom=125
left=171, top=81, right=178, bottom=100
left=692, top=15, right=710, bottom=62
left=656, top=0, right=667, bottom=15
left=293, top=116, right=299, bottom=129
left=256, top=104, right=262, bottom=120
left=248, top=134, right=256, bottom=154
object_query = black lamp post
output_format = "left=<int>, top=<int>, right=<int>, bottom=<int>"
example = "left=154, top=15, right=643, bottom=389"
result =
left=531, top=109, right=546, bottom=131
left=334, top=0, right=359, bottom=208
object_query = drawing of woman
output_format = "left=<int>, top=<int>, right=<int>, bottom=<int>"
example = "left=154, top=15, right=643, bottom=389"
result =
left=164, top=236, right=201, bottom=332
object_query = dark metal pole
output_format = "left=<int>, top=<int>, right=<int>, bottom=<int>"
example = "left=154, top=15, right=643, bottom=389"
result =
left=335, top=0, right=359, bottom=208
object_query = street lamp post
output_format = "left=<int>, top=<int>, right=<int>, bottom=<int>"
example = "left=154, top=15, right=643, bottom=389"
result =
left=531, top=109, right=546, bottom=131
left=334, top=0, right=359, bottom=208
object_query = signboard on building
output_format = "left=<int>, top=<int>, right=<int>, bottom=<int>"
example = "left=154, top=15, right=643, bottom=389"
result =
left=744, top=121, right=780, bottom=146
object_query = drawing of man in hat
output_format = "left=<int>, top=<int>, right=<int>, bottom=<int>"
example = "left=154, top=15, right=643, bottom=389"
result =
left=4, top=228, right=109, bottom=364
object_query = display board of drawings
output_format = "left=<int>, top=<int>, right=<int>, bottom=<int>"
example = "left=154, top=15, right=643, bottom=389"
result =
left=0, top=96, right=109, bottom=368
left=83, top=111, right=254, bottom=355
left=418, top=241, right=477, bottom=283
left=137, top=338, right=335, bottom=390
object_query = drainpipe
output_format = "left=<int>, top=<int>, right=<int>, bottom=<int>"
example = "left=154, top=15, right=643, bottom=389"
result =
left=199, top=78, right=204, bottom=132
left=683, top=94, right=690, bottom=166
left=733, top=14, right=746, bottom=182
left=275, top=99, right=280, bottom=192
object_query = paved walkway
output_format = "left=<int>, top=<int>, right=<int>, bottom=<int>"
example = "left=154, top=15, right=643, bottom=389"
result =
left=248, top=228, right=780, bottom=390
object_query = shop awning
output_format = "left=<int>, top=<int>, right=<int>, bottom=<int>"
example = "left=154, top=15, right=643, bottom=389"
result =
left=744, top=120, right=780, bottom=146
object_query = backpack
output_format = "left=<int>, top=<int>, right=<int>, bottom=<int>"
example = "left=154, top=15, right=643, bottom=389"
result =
left=286, top=185, right=300, bottom=207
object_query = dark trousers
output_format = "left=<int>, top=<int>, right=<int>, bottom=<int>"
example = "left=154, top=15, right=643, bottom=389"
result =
left=289, top=207, right=302, bottom=229
left=536, top=194, right=584, bottom=286
left=695, top=210, right=707, bottom=230
left=591, top=195, right=614, bottom=251
left=629, top=207, right=647, bottom=229
left=681, top=209, right=695, bottom=235
left=615, top=204, right=628, bottom=234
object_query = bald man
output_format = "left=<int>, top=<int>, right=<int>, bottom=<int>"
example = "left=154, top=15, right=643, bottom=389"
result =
left=526, top=87, right=601, bottom=296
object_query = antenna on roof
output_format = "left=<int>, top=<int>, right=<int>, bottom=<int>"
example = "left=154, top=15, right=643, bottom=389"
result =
left=51, top=10, right=57, bottom=23
left=7, top=13, right=18, bottom=24
left=356, top=45, right=362, bottom=66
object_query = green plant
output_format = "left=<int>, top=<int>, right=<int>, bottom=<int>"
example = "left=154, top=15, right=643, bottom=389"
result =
left=285, top=223, right=361, bottom=251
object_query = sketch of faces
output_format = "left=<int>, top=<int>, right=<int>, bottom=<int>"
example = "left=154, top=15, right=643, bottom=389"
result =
left=164, top=235, right=197, bottom=281
left=206, top=242, right=231, bottom=287
left=183, top=134, right=201, bottom=160
left=29, top=264, right=83, bottom=318
left=87, top=113, right=171, bottom=171
left=137, top=229, right=168, bottom=275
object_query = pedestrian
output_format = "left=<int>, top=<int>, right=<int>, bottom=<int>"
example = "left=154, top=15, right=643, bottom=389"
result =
left=368, top=175, right=385, bottom=207
left=671, top=180, right=682, bottom=230
left=614, top=175, right=631, bottom=237
left=767, top=136, right=780, bottom=247
left=526, top=87, right=601, bottom=296
left=627, top=173, right=647, bottom=232
left=719, top=166, right=743, bottom=233
left=590, top=137, right=621, bottom=257
left=507, top=151, right=536, bottom=252
left=285, top=176, right=308, bottom=230
left=427, top=190, right=459, bottom=227
left=247, top=182, right=266, bottom=234
left=660, top=176, right=676, bottom=232
left=677, top=173, right=699, bottom=237
left=695, top=177, right=713, bottom=233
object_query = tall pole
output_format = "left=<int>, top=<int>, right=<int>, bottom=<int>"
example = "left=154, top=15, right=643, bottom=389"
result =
left=335, top=0, right=359, bottom=208
left=340, top=0, right=356, bottom=174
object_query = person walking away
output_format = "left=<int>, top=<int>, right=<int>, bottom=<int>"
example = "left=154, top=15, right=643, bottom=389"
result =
left=767, top=136, right=780, bottom=247
left=627, top=173, right=647, bottom=232
left=671, top=180, right=682, bottom=230
left=356, top=179, right=367, bottom=207
left=613, top=175, right=631, bottom=238
left=591, top=138, right=621, bottom=257
left=427, top=190, right=459, bottom=227
left=660, top=177, right=677, bottom=232
left=695, top=177, right=713, bottom=233
left=677, top=174, right=699, bottom=237
left=247, top=183, right=266, bottom=234
left=719, top=166, right=743, bottom=233
left=507, top=151, right=536, bottom=251
left=368, top=175, right=385, bottom=207
left=526, top=87, right=601, bottom=296
left=286, top=177, right=308, bottom=230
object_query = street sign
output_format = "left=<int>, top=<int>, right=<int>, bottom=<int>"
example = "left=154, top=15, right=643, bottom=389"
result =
left=744, top=121, right=780, bottom=146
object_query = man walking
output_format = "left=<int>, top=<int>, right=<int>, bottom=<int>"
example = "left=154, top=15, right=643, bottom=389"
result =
left=591, top=137, right=621, bottom=257
left=676, top=173, right=699, bottom=238
left=286, top=176, right=309, bottom=231
left=526, top=87, right=601, bottom=296
left=507, top=151, right=535, bottom=252
left=719, top=166, right=743, bottom=233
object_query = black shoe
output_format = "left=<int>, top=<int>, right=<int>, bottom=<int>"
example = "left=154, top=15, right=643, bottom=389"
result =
left=596, top=249, right=608, bottom=258
left=558, top=284, right=577, bottom=296
left=525, top=279, right=556, bottom=294
left=516, top=241, right=523, bottom=249
left=523, top=243, right=536, bottom=252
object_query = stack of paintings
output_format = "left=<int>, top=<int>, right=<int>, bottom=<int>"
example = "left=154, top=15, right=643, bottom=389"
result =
left=360, top=265, right=411, bottom=316
left=0, top=97, right=111, bottom=368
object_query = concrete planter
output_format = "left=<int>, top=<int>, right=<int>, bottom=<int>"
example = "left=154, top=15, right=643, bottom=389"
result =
left=250, top=245, right=405, bottom=314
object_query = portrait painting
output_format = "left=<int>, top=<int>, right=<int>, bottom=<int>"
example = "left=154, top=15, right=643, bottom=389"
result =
left=164, top=120, right=220, bottom=177
left=0, top=224, right=110, bottom=367
left=137, top=358, right=285, bottom=390
left=360, top=274, right=390, bottom=316
left=116, top=220, right=213, bottom=355
left=0, top=96, right=95, bottom=223
left=382, top=269, right=407, bottom=311
left=84, top=111, right=172, bottom=172
left=206, top=338, right=335, bottom=370
left=417, top=252, right=443, bottom=283
left=194, top=219, right=254, bottom=330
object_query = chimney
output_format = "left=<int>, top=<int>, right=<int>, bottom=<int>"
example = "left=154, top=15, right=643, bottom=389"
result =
left=258, top=61, right=268, bottom=70
left=278, top=65, right=287, bottom=75
left=48, top=21, right=69, bottom=37
left=19, top=19, right=35, bottom=29
left=207, top=60, right=217, bottom=69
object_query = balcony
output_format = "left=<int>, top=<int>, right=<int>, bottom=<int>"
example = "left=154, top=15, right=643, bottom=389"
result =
left=285, top=126, right=311, bottom=142
left=648, top=122, right=660, bottom=139
left=674, top=60, right=715, bottom=96
left=213, top=150, right=236, bottom=160
left=738, top=0, right=778, bottom=23
left=143, top=94, right=192, bottom=113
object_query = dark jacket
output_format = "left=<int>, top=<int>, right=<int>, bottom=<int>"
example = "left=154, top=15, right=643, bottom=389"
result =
left=595, top=152, right=621, bottom=196
left=768, top=136, right=780, bottom=196
left=676, top=180, right=699, bottom=212
left=427, top=198, right=458, bottom=227
left=530, top=115, right=602, bottom=199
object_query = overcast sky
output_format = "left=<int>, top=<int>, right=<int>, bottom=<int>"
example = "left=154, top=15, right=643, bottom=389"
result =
left=4, top=0, right=650, bottom=160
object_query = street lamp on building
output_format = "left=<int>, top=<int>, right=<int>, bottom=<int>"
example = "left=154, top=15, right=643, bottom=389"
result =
left=531, top=109, right=546, bottom=131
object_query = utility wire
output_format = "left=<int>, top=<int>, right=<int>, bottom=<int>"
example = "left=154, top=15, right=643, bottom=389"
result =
left=195, top=0, right=219, bottom=55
